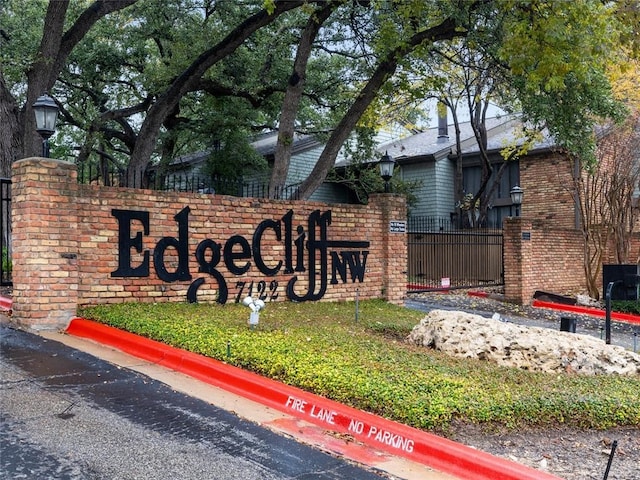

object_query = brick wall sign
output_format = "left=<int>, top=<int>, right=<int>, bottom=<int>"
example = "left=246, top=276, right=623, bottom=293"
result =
left=11, top=158, right=407, bottom=329
left=111, top=206, right=371, bottom=304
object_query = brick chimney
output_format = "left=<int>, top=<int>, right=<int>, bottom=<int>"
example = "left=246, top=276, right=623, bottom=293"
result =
left=437, top=102, right=448, bottom=142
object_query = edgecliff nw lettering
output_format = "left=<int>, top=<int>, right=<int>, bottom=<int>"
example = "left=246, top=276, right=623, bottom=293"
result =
left=111, top=207, right=370, bottom=304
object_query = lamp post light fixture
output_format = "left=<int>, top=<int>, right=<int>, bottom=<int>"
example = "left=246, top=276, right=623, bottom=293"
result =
left=510, top=185, right=523, bottom=217
left=33, top=93, right=59, bottom=158
left=378, top=151, right=395, bottom=193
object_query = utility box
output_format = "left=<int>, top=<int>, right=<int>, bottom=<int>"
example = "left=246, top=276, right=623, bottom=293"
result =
left=602, top=264, right=640, bottom=301
left=560, top=317, right=577, bottom=333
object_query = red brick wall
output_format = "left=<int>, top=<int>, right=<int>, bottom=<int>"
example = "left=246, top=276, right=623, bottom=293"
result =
left=516, top=151, right=640, bottom=302
left=519, top=152, right=578, bottom=230
left=11, top=159, right=79, bottom=329
left=504, top=218, right=585, bottom=304
left=12, top=158, right=407, bottom=329
left=506, top=152, right=585, bottom=303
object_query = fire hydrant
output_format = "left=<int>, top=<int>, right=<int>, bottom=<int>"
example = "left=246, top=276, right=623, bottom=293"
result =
left=242, top=296, right=265, bottom=328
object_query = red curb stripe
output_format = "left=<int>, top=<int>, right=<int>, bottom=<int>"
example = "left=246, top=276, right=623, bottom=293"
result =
left=467, top=291, right=489, bottom=298
left=66, top=317, right=561, bottom=480
left=532, top=300, right=640, bottom=325
left=464, top=292, right=640, bottom=326
left=0, top=295, right=12, bottom=312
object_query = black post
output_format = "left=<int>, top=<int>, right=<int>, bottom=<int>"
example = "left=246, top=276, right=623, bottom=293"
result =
left=602, top=440, right=617, bottom=480
left=42, top=138, right=50, bottom=158
left=604, top=281, right=620, bottom=345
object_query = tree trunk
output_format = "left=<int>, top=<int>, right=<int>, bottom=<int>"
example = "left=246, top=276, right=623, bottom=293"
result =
left=296, top=17, right=462, bottom=200
left=0, top=74, right=21, bottom=177
left=126, top=0, right=306, bottom=187
left=2, top=0, right=138, bottom=170
left=269, top=2, right=337, bottom=198
left=22, top=1, right=69, bottom=160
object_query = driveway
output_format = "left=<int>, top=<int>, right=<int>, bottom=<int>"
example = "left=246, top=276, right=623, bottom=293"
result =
left=1, top=322, right=394, bottom=480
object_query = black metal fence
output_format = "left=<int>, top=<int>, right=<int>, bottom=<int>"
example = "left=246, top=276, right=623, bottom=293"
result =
left=1, top=178, right=11, bottom=286
left=77, top=163, right=302, bottom=199
left=407, top=216, right=504, bottom=291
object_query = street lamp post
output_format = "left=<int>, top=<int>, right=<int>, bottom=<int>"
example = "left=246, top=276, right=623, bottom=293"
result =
left=33, top=93, right=59, bottom=158
left=510, top=185, right=523, bottom=217
left=378, top=151, right=395, bottom=193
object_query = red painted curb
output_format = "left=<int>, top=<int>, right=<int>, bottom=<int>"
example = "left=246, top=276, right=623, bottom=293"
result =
left=0, top=295, right=12, bottom=312
left=467, top=291, right=489, bottom=298
left=463, top=291, right=640, bottom=326
left=66, top=317, right=561, bottom=480
left=532, top=300, right=640, bottom=325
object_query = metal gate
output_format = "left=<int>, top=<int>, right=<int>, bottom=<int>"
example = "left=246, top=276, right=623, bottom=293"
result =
left=407, top=217, right=503, bottom=292
left=1, top=178, right=11, bottom=286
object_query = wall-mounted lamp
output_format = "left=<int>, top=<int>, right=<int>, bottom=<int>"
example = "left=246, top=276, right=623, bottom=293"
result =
left=510, top=185, right=523, bottom=217
left=33, top=93, right=59, bottom=158
left=378, top=151, right=395, bottom=193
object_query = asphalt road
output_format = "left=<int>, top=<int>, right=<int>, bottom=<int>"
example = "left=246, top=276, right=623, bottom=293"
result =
left=0, top=324, right=389, bottom=480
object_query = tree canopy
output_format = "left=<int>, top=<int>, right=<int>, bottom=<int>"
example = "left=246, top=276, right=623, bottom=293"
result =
left=1, top=0, right=637, bottom=197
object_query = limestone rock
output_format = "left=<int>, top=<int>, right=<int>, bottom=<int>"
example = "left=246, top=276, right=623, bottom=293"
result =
left=407, top=309, right=640, bottom=375
left=576, top=294, right=602, bottom=308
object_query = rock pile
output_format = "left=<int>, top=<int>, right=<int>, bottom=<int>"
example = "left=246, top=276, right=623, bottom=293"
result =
left=407, top=309, right=640, bottom=375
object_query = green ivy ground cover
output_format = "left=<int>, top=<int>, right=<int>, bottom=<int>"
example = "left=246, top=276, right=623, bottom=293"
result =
left=79, top=300, right=640, bottom=433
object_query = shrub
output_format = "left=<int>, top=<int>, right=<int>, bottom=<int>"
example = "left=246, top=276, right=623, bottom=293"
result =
left=79, top=300, right=640, bottom=432
left=611, top=300, right=640, bottom=315
left=1, top=247, right=11, bottom=275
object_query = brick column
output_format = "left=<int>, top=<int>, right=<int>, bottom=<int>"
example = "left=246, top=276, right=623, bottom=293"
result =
left=503, top=217, right=533, bottom=304
left=11, top=158, right=79, bottom=330
left=370, top=193, right=407, bottom=304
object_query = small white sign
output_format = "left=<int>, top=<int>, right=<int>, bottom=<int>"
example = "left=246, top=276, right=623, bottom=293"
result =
left=441, top=277, right=450, bottom=288
left=389, top=221, right=406, bottom=233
